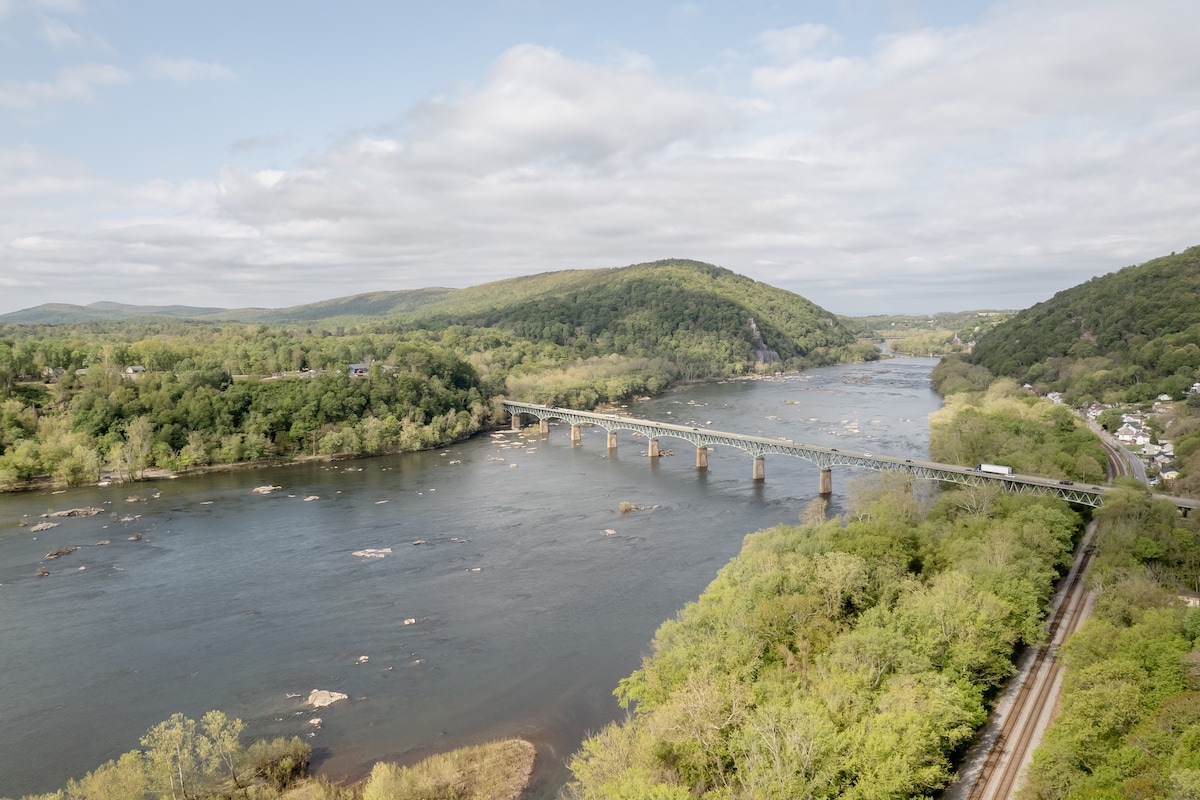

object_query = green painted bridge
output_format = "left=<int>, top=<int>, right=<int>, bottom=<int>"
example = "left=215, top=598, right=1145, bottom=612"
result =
left=502, top=401, right=1199, bottom=515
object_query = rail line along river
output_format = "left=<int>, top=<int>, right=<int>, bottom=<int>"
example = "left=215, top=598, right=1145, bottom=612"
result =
left=0, top=356, right=940, bottom=797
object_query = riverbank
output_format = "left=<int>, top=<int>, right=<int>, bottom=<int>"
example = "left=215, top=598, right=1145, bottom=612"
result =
left=1, top=357, right=939, bottom=799
left=350, top=738, right=536, bottom=800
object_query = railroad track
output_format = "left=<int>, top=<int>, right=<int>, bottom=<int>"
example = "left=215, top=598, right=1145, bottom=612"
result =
left=963, top=525, right=1096, bottom=800
left=1099, top=437, right=1130, bottom=479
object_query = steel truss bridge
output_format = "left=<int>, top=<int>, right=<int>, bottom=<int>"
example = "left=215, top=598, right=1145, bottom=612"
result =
left=502, top=401, right=1198, bottom=515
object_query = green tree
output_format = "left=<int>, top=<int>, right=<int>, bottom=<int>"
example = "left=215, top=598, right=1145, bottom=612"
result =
left=140, top=713, right=203, bottom=800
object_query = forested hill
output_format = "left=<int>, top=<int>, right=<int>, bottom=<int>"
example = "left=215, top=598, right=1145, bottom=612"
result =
left=1, top=260, right=863, bottom=367
left=409, top=259, right=859, bottom=364
left=970, top=245, right=1200, bottom=402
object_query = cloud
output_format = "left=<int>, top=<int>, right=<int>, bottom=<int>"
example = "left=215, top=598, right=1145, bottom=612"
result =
left=41, top=19, right=83, bottom=48
left=0, top=62, right=130, bottom=108
left=393, top=44, right=739, bottom=175
left=756, top=24, right=838, bottom=61
left=145, top=56, right=235, bottom=82
left=2, top=0, right=1199, bottom=314
left=35, top=0, right=82, bottom=11
left=229, top=134, right=298, bottom=154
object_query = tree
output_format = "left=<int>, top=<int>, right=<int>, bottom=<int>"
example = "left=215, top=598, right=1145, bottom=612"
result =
left=64, top=751, right=149, bottom=800
left=114, top=416, right=154, bottom=481
left=140, top=713, right=202, bottom=800
left=199, top=710, right=245, bottom=789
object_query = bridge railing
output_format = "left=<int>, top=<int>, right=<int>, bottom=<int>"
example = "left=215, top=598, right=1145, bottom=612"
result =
left=500, top=401, right=1198, bottom=514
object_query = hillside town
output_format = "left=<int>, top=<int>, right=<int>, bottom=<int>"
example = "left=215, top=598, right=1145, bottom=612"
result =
left=1046, top=381, right=1200, bottom=488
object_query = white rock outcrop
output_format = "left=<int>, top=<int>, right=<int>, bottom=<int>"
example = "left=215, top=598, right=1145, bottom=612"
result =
left=306, top=689, right=348, bottom=708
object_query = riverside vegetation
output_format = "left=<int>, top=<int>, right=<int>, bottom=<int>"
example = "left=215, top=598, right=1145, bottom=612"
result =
left=18, top=370, right=1196, bottom=800
left=562, top=474, right=1083, bottom=798
left=931, top=342, right=1200, bottom=798
left=558, top=346, right=1199, bottom=798
left=2, top=711, right=534, bottom=800
left=0, top=260, right=875, bottom=491
left=559, top=372, right=1102, bottom=798
left=842, top=310, right=1014, bottom=358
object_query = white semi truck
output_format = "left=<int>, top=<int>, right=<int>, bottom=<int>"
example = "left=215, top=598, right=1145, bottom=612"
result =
left=976, top=463, right=1013, bottom=476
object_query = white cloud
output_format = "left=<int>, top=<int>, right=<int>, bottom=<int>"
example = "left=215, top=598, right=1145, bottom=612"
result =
left=0, top=62, right=130, bottom=108
left=756, top=24, right=838, bottom=61
left=397, top=44, right=738, bottom=174
left=41, top=19, right=83, bottom=48
left=2, top=0, right=1199, bottom=314
left=145, top=56, right=235, bottom=81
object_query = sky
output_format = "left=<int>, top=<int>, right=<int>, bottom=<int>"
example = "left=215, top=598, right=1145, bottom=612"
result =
left=2, top=0, right=1198, bottom=317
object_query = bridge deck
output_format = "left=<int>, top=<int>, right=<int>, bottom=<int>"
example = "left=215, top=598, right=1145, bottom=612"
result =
left=502, top=401, right=1199, bottom=514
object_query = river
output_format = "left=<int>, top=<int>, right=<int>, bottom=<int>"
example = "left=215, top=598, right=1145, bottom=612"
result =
left=0, top=356, right=940, bottom=797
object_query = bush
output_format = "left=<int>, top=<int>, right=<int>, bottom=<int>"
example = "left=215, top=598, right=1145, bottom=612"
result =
left=247, top=736, right=311, bottom=790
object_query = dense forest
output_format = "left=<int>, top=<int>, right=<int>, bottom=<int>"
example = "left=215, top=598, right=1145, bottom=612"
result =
left=928, top=376, right=1109, bottom=483
left=1019, top=492, right=1200, bottom=799
left=562, top=474, right=1083, bottom=798
left=0, top=262, right=874, bottom=490
left=970, top=246, right=1200, bottom=404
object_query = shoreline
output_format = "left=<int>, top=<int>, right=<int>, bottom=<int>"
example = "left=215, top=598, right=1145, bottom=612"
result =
left=0, top=355, right=890, bottom=498
left=314, top=735, right=546, bottom=800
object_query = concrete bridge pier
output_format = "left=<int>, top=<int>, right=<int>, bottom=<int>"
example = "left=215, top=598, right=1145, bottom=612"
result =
left=648, top=439, right=660, bottom=458
left=752, top=456, right=765, bottom=481
left=511, top=414, right=521, bottom=431
left=539, top=418, right=549, bottom=435
left=607, top=430, right=618, bottom=450
left=571, top=425, right=581, bottom=446
left=696, top=446, right=708, bottom=470
left=819, top=468, right=833, bottom=496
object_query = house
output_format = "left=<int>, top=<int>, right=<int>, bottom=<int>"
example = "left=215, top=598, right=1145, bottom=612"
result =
left=123, top=365, right=146, bottom=379
left=1115, top=422, right=1141, bottom=443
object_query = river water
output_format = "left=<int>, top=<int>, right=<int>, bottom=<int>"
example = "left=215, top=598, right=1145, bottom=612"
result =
left=0, top=357, right=939, bottom=797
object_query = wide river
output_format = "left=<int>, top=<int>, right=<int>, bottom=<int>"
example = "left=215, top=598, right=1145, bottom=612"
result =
left=0, top=357, right=940, bottom=797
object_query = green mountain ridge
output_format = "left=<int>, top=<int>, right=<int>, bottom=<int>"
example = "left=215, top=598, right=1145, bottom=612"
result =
left=1, top=260, right=862, bottom=367
left=971, top=244, right=1200, bottom=402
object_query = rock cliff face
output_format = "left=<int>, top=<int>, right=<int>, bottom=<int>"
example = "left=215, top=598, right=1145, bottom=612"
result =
left=748, top=317, right=781, bottom=364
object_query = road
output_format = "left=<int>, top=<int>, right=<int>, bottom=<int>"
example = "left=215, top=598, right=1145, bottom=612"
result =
left=1085, top=419, right=1148, bottom=483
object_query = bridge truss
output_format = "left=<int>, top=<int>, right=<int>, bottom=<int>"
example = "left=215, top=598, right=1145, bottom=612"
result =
left=502, top=401, right=1198, bottom=515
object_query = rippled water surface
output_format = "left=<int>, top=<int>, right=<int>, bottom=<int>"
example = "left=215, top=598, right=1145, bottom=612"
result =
left=0, top=357, right=939, bottom=796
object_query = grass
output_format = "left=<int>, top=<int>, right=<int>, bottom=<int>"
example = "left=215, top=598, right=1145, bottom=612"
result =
left=360, top=739, right=536, bottom=800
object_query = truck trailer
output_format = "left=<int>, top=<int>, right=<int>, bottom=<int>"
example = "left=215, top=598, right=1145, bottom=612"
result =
left=976, top=463, right=1013, bottom=476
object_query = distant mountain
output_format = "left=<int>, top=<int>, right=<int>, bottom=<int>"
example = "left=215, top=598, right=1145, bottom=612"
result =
left=403, top=259, right=860, bottom=362
left=217, top=287, right=459, bottom=323
left=0, top=301, right=235, bottom=324
left=1, top=260, right=860, bottom=363
left=971, top=245, right=1200, bottom=401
